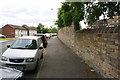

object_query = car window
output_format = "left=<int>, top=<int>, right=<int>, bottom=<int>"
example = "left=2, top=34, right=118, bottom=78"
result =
left=10, top=39, right=37, bottom=49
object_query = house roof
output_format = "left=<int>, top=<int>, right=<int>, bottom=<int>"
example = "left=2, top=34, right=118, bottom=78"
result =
left=22, top=25, right=37, bottom=30
left=5, top=24, right=36, bottom=30
left=6, top=24, right=26, bottom=30
left=28, top=26, right=37, bottom=30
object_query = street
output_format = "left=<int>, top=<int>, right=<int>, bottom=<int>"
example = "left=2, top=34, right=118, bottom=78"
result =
left=0, top=36, right=102, bottom=78
left=0, top=40, right=14, bottom=58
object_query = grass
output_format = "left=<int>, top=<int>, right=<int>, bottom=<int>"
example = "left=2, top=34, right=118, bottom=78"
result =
left=0, top=38, right=13, bottom=40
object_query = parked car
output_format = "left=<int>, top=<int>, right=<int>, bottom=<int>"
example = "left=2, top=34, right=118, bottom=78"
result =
left=50, top=33, right=54, bottom=37
left=52, top=33, right=57, bottom=36
left=83, top=26, right=92, bottom=29
left=45, top=33, right=51, bottom=39
left=35, top=34, right=48, bottom=48
left=0, top=34, right=6, bottom=38
left=0, top=66, right=23, bottom=80
left=0, top=36, right=44, bottom=71
left=50, top=33, right=57, bottom=36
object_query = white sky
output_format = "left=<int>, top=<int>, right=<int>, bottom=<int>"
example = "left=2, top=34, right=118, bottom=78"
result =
left=0, top=0, right=64, bottom=28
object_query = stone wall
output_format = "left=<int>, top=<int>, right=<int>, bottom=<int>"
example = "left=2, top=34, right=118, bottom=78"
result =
left=58, top=26, right=120, bottom=78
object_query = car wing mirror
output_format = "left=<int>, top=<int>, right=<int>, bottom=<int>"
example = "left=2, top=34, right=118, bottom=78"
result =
left=39, top=47, right=43, bottom=50
left=7, top=45, right=10, bottom=48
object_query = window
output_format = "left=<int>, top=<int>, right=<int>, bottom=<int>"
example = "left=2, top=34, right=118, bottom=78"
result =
left=15, top=30, right=18, bottom=35
left=21, top=31, right=23, bottom=35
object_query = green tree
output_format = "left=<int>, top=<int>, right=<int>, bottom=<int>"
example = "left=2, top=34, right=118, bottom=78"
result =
left=55, top=2, right=85, bottom=30
left=48, top=26, right=58, bottom=33
left=42, top=28, right=49, bottom=33
left=51, top=27, right=58, bottom=33
left=37, top=23, right=44, bottom=33
left=56, top=1, right=120, bottom=29
left=71, top=2, right=85, bottom=30
left=85, top=2, right=102, bottom=25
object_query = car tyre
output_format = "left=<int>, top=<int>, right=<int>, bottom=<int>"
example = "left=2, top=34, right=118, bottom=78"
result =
left=43, top=44, right=47, bottom=48
left=33, top=59, right=39, bottom=72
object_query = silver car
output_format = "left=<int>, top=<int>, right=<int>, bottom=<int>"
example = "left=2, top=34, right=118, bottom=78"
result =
left=1, top=36, right=44, bottom=71
left=0, top=66, right=23, bottom=80
left=0, top=34, right=6, bottom=38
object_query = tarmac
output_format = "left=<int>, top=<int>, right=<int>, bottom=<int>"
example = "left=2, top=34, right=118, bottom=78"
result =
left=0, top=40, right=9, bottom=43
left=37, top=36, right=103, bottom=78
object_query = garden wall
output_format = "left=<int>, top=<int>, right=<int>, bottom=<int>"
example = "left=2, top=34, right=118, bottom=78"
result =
left=58, top=25, right=120, bottom=78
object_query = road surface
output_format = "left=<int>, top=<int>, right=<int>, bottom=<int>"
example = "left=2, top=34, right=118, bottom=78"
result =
left=0, top=40, right=14, bottom=57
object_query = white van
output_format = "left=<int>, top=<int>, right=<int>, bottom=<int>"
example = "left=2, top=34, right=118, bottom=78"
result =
left=1, top=36, right=44, bottom=71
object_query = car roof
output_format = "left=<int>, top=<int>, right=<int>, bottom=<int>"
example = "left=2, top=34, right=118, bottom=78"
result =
left=18, top=36, right=40, bottom=40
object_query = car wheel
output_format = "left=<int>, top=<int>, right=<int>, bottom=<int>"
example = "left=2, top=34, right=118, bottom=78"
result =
left=33, top=59, right=39, bottom=72
left=44, top=45, right=47, bottom=48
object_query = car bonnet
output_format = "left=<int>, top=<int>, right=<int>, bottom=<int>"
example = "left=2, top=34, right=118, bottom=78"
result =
left=0, top=66, right=23, bottom=79
left=2, top=48, right=37, bottom=58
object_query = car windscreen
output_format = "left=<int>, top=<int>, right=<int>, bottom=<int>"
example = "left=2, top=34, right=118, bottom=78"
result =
left=10, top=39, right=37, bottom=49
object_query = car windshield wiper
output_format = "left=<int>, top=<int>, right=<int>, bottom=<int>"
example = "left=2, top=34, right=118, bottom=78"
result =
left=11, top=47, right=26, bottom=49
left=26, top=47, right=37, bottom=50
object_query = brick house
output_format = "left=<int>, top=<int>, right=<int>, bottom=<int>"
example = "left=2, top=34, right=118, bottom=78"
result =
left=2, top=24, right=37, bottom=38
left=92, top=16, right=120, bottom=28
left=22, top=25, right=37, bottom=36
left=92, top=19, right=108, bottom=28
left=107, top=16, right=120, bottom=27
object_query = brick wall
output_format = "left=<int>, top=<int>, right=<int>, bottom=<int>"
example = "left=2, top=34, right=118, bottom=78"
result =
left=2, top=25, right=15, bottom=38
left=58, top=26, right=120, bottom=78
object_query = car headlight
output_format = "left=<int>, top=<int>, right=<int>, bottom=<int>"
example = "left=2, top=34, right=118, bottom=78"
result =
left=1, top=56, right=8, bottom=61
left=26, top=58, right=35, bottom=62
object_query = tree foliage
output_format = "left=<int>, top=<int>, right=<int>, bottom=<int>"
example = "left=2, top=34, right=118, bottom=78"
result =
left=55, top=2, right=72, bottom=28
left=86, top=2, right=120, bottom=25
left=37, top=23, right=44, bottom=33
left=37, top=23, right=58, bottom=33
left=56, top=1, right=120, bottom=29
left=55, top=2, right=85, bottom=29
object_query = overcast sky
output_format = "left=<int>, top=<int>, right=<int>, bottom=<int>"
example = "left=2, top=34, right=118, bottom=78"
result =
left=0, top=0, right=65, bottom=28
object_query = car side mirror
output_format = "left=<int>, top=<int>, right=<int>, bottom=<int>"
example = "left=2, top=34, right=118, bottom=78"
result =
left=7, top=45, right=10, bottom=48
left=39, top=47, right=43, bottom=49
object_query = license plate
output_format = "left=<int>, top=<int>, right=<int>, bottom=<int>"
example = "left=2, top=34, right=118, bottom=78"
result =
left=14, top=67, right=23, bottom=70
left=8, top=66, right=23, bottom=70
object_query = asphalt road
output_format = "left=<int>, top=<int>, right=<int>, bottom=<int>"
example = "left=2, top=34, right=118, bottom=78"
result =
left=0, top=40, right=14, bottom=57
left=0, top=36, right=102, bottom=78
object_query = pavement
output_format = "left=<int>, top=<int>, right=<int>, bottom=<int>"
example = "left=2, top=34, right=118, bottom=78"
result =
left=37, top=36, right=103, bottom=78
